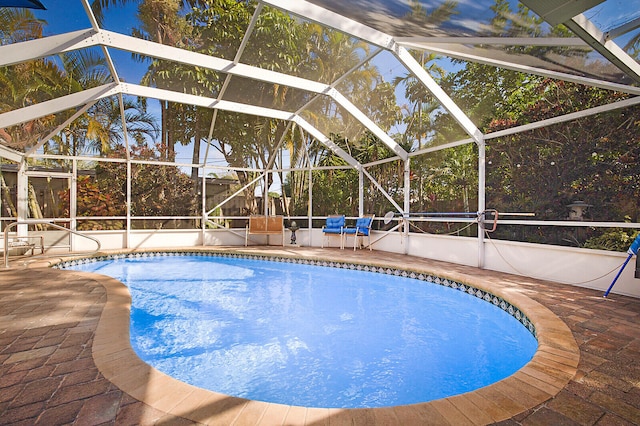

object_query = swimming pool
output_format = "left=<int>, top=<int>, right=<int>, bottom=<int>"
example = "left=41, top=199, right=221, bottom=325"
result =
left=63, top=252, right=537, bottom=409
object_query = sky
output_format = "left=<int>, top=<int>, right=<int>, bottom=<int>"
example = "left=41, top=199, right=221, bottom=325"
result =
left=583, top=0, right=640, bottom=32
left=34, top=1, right=146, bottom=84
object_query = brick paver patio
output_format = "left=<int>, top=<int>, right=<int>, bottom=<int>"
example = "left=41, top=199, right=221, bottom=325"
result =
left=1, top=247, right=639, bottom=425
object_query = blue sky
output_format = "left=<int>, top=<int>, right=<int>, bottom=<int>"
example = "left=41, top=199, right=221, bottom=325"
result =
left=34, top=1, right=147, bottom=84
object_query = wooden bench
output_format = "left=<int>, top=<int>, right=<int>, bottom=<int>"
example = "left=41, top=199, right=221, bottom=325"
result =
left=245, top=215, right=285, bottom=246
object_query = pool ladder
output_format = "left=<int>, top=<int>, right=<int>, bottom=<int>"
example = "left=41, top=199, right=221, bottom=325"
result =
left=3, top=220, right=101, bottom=268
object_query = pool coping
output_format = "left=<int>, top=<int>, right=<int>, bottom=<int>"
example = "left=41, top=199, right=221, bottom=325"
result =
left=75, top=247, right=579, bottom=425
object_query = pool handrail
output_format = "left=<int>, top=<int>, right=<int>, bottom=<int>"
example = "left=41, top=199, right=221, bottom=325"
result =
left=3, top=220, right=101, bottom=268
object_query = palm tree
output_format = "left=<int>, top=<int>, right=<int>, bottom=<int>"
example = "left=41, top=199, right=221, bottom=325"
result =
left=0, top=7, right=43, bottom=44
left=35, top=49, right=159, bottom=158
left=0, top=8, right=67, bottom=152
left=1, top=12, right=159, bottom=219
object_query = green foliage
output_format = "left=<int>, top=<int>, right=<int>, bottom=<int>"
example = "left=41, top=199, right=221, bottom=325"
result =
left=584, top=229, right=639, bottom=252
left=0, top=7, right=43, bottom=44
left=292, top=132, right=403, bottom=217
left=99, top=143, right=198, bottom=219
left=481, top=79, right=640, bottom=247
left=486, top=80, right=639, bottom=219
left=402, top=0, right=640, bottom=247
left=59, top=175, right=124, bottom=230
left=307, top=168, right=359, bottom=216
left=411, top=144, right=478, bottom=213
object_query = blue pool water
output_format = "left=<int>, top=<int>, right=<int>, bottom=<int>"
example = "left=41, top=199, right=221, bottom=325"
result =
left=67, top=254, right=537, bottom=408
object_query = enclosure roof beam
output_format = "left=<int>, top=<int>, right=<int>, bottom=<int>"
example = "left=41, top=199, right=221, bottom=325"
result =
left=260, top=0, right=395, bottom=49
left=120, top=83, right=295, bottom=121
left=203, top=3, right=264, bottom=162
left=0, top=144, right=23, bottom=163
left=0, top=30, right=326, bottom=93
left=80, top=0, right=100, bottom=31
left=264, top=0, right=482, bottom=144
left=0, top=84, right=119, bottom=129
left=329, top=89, right=407, bottom=160
left=0, top=29, right=97, bottom=67
left=485, top=95, right=640, bottom=141
left=605, top=17, right=640, bottom=41
left=23, top=101, right=97, bottom=159
left=410, top=138, right=476, bottom=157
left=0, top=81, right=293, bottom=140
left=95, top=30, right=329, bottom=93
left=394, top=36, right=588, bottom=47
left=79, top=0, right=120, bottom=85
left=392, top=44, right=484, bottom=144
left=0, top=29, right=406, bottom=160
left=292, top=116, right=361, bottom=170
left=401, top=42, right=640, bottom=96
left=96, top=31, right=406, bottom=159
left=564, top=14, right=640, bottom=84
left=407, top=95, right=640, bottom=154
left=122, top=84, right=365, bottom=172
left=0, top=79, right=365, bottom=172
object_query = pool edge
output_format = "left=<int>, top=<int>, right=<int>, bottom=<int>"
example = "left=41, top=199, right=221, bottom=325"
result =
left=85, top=247, right=579, bottom=425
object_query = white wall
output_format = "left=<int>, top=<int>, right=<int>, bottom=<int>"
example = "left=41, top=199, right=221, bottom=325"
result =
left=482, top=238, right=636, bottom=296
left=399, top=232, right=637, bottom=298
left=71, top=231, right=125, bottom=251
left=303, top=230, right=638, bottom=298
left=14, top=227, right=638, bottom=298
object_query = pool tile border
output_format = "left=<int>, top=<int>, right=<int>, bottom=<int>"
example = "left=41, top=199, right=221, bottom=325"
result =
left=52, top=248, right=578, bottom=425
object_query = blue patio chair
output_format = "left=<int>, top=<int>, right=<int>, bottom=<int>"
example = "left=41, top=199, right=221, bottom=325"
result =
left=321, top=215, right=345, bottom=248
left=343, top=215, right=374, bottom=251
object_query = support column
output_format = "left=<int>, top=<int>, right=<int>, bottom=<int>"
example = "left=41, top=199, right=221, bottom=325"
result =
left=126, top=161, right=131, bottom=249
left=263, top=172, right=269, bottom=215
left=16, top=160, right=28, bottom=237
left=70, top=159, right=78, bottom=251
left=358, top=168, right=364, bottom=217
left=404, top=158, right=411, bottom=254
left=477, top=136, right=486, bottom=269
left=308, top=166, right=313, bottom=245
left=201, top=173, right=207, bottom=246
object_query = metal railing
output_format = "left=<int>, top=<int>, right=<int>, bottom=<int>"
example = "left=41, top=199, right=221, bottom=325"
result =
left=3, top=220, right=101, bottom=268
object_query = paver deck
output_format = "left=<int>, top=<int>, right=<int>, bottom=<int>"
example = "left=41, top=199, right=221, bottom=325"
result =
left=1, top=246, right=639, bottom=425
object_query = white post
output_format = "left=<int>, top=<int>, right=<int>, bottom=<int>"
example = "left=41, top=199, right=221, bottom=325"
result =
left=477, top=136, right=486, bottom=268
left=16, top=160, right=28, bottom=237
left=308, top=166, right=313, bottom=245
left=126, top=161, right=131, bottom=248
left=359, top=168, right=364, bottom=217
left=70, top=159, right=78, bottom=251
left=263, top=172, right=269, bottom=215
left=404, top=158, right=411, bottom=254
left=201, top=172, right=207, bottom=246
